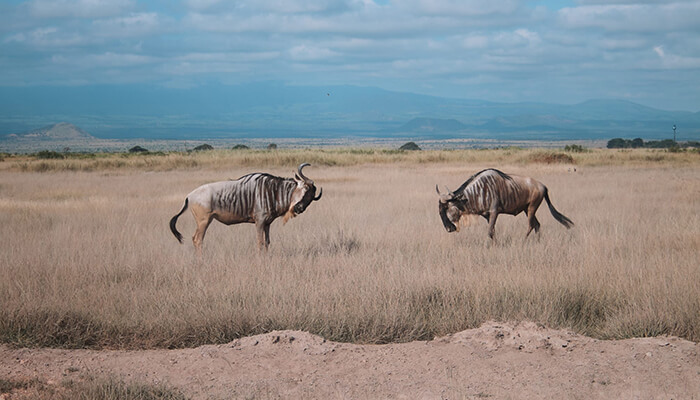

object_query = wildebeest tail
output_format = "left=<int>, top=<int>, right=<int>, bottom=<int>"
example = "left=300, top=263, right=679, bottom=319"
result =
left=169, top=198, right=188, bottom=243
left=543, top=188, right=574, bottom=229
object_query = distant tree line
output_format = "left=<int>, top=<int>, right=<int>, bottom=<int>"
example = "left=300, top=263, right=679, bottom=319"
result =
left=607, top=138, right=700, bottom=149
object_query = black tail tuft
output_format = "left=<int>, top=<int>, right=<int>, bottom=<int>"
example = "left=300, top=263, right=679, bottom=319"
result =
left=170, top=198, right=188, bottom=243
left=544, top=189, right=574, bottom=229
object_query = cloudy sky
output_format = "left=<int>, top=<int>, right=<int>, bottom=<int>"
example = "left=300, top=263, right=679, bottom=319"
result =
left=1, top=0, right=699, bottom=111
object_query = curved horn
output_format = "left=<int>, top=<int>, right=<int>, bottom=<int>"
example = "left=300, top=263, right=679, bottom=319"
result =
left=297, top=163, right=312, bottom=183
left=313, top=187, right=323, bottom=201
left=437, top=184, right=454, bottom=201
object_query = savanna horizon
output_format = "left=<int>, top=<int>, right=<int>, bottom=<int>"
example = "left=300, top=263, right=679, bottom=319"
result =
left=1, top=148, right=699, bottom=349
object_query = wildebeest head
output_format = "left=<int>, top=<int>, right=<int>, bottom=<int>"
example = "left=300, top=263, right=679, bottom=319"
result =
left=436, top=185, right=466, bottom=233
left=289, top=163, right=323, bottom=216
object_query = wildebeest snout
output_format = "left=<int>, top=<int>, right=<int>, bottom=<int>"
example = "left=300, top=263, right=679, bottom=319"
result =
left=293, top=202, right=306, bottom=214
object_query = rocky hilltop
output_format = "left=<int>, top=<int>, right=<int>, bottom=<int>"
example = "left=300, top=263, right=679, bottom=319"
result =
left=6, top=122, right=94, bottom=140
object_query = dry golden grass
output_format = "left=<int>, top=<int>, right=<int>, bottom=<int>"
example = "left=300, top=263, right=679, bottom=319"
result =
left=1, top=149, right=699, bottom=349
left=2, top=147, right=699, bottom=173
left=0, top=375, right=186, bottom=400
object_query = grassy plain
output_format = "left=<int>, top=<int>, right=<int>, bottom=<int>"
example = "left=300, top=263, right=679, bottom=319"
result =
left=1, top=148, right=699, bottom=349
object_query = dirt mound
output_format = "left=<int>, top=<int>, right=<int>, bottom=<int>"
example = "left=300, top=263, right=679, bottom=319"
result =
left=439, top=321, right=576, bottom=352
left=1, top=321, right=698, bottom=399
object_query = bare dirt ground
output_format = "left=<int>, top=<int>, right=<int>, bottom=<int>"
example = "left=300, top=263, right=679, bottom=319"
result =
left=1, top=321, right=698, bottom=399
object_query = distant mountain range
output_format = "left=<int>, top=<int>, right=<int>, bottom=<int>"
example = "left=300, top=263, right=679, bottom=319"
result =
left=1, top=83, right=698, bottom=141
left=398, top=118, right=468, bottom=133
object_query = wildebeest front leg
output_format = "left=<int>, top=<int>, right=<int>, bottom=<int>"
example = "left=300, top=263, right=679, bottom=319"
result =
left=256, top=221, right=271, bottom=250
left=487, top=211, right=499, bottom=239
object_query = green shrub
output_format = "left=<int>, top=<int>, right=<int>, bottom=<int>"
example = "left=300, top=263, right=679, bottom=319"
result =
left=399, top=141, right=421, bottom=151
left=35, top=150, right=65, bottom=159
left=564, top=144, right=587, bottom=153
left=526, top=151, right=574, bottom=164
left=192, top=144, right=214, bottom=151
left=128, top=146, right=149, bottom=153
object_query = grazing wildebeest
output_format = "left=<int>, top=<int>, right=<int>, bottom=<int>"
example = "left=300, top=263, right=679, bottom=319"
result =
left=436, top=168, right=573, bottom=239
left=170, top=163, right=322, bottom=254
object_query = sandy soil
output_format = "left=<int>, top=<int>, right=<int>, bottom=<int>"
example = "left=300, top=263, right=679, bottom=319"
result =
left=1, top=321, right=698, bottom=399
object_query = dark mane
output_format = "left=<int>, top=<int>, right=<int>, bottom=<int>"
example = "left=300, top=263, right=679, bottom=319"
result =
left=454, top=168, right=512, bottom=194
left=233, top=172, right=291, bottom=182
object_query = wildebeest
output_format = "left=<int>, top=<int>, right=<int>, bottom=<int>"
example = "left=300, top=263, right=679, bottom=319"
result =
left=170, top=163, right=322, bottom=253
left=436, top=168, right=573, bottom=239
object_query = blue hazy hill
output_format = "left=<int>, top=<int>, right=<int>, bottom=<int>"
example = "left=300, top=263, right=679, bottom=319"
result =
left=1, top=83, right=698, bottom=140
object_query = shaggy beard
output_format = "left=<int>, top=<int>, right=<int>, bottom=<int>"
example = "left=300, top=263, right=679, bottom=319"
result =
left=459, top=214, right=479, bottom=229
left=283, top=210, right=296, bottom=224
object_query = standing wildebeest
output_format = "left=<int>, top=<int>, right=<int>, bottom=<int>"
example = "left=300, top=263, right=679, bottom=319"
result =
left=436, top=168, right=573, bottom=239
left=170, top=163, right=322, bottom=253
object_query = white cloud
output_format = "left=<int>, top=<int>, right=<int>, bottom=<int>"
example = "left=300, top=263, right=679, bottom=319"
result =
left=28, top=0, right=134, bottom=19
left=183, top=0, right=224, bottom=11
left=288, top=45, right=338, bottom=61
left=398, top=0, right=520, bottom=17
left=183, top=0, right=359, bottom=14
left=461, top=34, right=489, bottom=49
left=653, top=45, right=700, bottom=69
left=558, top=2, right=700, bottom=32
left=51, top=52, right=157, bottom=68
left=91, top=12, right=162, bottom=37
left=600, top=38, right=647, bottom=50
left=654, top=45, right=665, bottom=57
left=245, top=0, right=355, bottom=14
left=3, top=26, right=86, bottom=47
left=514, top=29, right=540, bottom=44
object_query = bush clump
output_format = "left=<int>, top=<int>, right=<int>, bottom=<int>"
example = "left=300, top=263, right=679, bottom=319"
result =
left=526, top=151, right=574, bottom=164
left=128, top=146, right=149, bottom=153
left=193, top=144, right=214, bottom=151
left=231, top=144, right=250, bottom=150
left=399, top=141, right=421, bottom=151
left=564, top=144, right=588, bottom=153
left=35, top=150, right=65, bottom=159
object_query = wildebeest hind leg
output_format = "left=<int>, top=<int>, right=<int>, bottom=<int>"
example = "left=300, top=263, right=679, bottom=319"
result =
left=190, top=204, right=213, bottom=256
left=525, top=197, right=543, bottom=237
left=526, top=215, right=541, bottom=237
left=192, top=218, right=212, bottom=256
